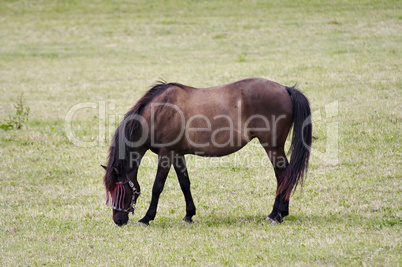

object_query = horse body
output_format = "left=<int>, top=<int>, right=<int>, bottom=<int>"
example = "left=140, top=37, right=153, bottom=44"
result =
left=142, top=78, right=292, bottom=156
left=103, top=78, right=312, bottom=226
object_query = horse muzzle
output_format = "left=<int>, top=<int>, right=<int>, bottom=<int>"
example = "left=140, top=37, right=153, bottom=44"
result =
left=113, top=210, right=129, bottom=226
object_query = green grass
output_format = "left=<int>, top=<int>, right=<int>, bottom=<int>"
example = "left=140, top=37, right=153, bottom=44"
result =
left=0, top=0, right=401, bottom=265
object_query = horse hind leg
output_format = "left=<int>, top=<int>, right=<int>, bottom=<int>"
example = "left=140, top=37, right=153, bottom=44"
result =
left=264, top=147, right=289, bottom=224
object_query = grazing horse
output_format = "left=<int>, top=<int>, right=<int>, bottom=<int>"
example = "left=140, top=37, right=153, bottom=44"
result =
left=102, top=78, right=312, bottom=226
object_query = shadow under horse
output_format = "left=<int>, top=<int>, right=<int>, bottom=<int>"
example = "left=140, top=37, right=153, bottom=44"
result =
left=102, top=77, right=312, bottom=226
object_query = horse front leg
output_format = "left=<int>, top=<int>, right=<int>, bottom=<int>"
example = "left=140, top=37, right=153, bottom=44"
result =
left=173, top=155, right=196, bottom=223
left=138, top=152, right=172, bottom=225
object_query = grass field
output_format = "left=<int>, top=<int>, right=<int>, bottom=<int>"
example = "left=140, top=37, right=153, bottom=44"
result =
left=0, top=0, right=401, bottom=265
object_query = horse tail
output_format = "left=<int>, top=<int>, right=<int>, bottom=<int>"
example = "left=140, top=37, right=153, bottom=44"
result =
left=277, top=86, right=312, bottom=200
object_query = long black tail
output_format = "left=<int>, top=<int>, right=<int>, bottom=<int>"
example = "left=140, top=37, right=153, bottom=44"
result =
left=277, top=86, right=312, bottom=200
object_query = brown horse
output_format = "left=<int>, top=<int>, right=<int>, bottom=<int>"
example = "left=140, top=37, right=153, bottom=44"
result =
left=102, top=78, right=312, bottom=226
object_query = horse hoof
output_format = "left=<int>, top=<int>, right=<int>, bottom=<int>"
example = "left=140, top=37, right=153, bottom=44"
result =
left=265, top=217, right=281, bottom=225
left=182, top=219, right=194, bottom=224
left=137, top=221, right=149, bottom=226
left=271, top=220, right=279, bottom=225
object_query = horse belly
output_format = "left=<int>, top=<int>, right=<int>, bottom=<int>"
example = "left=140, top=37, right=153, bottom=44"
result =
left=183, top=110, right=250, bottom=156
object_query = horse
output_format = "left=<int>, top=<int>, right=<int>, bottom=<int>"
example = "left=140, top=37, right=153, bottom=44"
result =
left=102, top=77, right=312, bottom=226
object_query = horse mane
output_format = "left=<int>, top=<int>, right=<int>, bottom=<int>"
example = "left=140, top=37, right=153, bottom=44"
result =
left=104, top=81, right=184, bottom=192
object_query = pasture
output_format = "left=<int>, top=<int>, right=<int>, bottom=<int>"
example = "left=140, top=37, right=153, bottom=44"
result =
left=0, top=0, right=400, bottom=265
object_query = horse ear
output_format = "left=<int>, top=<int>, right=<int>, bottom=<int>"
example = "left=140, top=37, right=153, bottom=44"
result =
left=101, top=165, right=107, bottom=171
left=113, top=167, right=120, bottom=175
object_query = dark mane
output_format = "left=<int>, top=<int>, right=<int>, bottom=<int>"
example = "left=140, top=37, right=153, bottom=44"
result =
left=104, top=81, right=184, bottom=192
